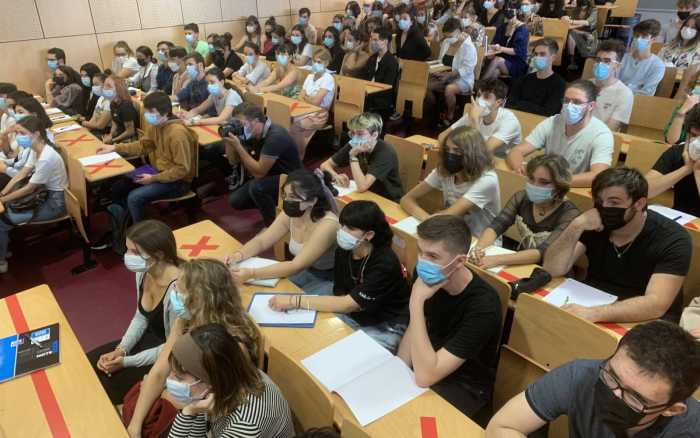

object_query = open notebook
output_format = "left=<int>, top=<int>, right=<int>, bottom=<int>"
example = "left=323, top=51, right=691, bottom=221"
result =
left=236, top=257, right=281, bottom=288
left=247, top=293, right=317, bottom=328
left=544, top=278, right=618, bottom=308
left=302, top=331, right=427, bottom=426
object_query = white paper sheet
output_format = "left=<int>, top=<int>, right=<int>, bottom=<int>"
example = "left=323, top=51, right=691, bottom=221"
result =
left=335, top=356, right=427, bottom=426
left=53, top=123, right=81, bottom=134
left=78, top=152, right=121, bottom=166
left=45, top=107, right=62, bottom=115
left=334, top=180, right=358, bottom=198
left=302, top=330, right=392, bottom=391
left=544, top=278, right=618, bottom=308
left=50, top=114, right=73, bottom=122
left=649, top=204, right=697, bottom=226
left=483, top=246, right=516, bottom=273
left=392, top=216, right=421, bottom=236
left=236, top=257, right=281, bottom=287
left=247, top=293, right=316, bottom=326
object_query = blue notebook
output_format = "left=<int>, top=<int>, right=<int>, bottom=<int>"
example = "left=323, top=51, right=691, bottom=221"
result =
left=126, top=165, right=158, bottom=181
left=246, top=293, right=317, bottom=328
left=0, top=323, right=60, bottom=383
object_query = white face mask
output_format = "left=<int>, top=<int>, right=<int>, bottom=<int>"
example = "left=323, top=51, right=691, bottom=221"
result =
left=124, top=253, right=150, bottom=273
left=681, top=26, right=698, bottom=41
left=476, top=97, right=492, bottom=117
left=689, top=137, right=700, bottom=161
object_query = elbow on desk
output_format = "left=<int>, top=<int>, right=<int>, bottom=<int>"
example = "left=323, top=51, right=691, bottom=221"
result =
left=414, top=370, right=440, bottom=388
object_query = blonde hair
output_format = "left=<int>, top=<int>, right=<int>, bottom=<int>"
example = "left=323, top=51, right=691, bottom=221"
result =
left=113, top=40, right=134, bottom=56
left=347, top=112, right=382, bottom=135
left=180, top=259, right=261, bottom=366
left=313, top=47, right=332, bottom=64
left=525, top=153, right=572, bottom=200
left=438, top=125, right=493, bottom=182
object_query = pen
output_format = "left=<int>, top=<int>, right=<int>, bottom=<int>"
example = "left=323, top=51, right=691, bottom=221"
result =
left=672, top=215, right=682, bottom=222
left=563, top=296, right=570, bottom=306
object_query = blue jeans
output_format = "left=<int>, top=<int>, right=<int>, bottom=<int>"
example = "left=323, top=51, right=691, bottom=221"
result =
left=0, top=190, right=66, bottom=260
left=335, top=313, right=407, bottom=353
left=111, top=177, right=189, bottom=223
left=228, top=175, right=280, bottom=227
left=289, top=267, right=334, bottom=296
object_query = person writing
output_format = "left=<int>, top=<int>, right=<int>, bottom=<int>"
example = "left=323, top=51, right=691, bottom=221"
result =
left=248, top=43, right=301, bottom=98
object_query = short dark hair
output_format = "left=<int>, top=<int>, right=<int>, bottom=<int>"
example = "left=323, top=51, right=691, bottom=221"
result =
left=596, top=39, right=626, bottom=62
left=283, top=169, right=337, bottom=222
left=373, top=27, right=393, bottom=42
left=568, top=79, right=599, bottom=102
left=417, top=215, right=472, bottom=255
left=143, top=91, right=174, bottom=117
left=16, top=96, right=52, bottom=130
left=8, top=90, right=31, bottom=103
left=185, top=52, right=205, bottom=65
left=18, top=115, right=49, bottom=143
left=346, top=1, right=361, bottom=17
left=0, top=83, right=17, bottom=95
left=294, top=427, right=341, bottom=438
left=442, top=17, right=462, bottom=34
left=394, top=3, right=408, bottom=15
left=272, top=24, right=287, bottom=38
left=592, top=167, right=648, bottom=204
left=169, top=46, right=187, bottom=59
left=299, top=7, right=311, bottom=16
left=339, top=200, right=393, bottom=247
left=633, top=19, right=661, bottom=37
left=477, top=78, right=508, bottom=101
left=136, top=45, right=154, bottom=59
left=617, top=321, right=700, bottom=403
left=184, top=22, right=199, bottom=33
left=157, top=40, right=174, bottom=48
left=243, top=41, right=261, bottom=54
left=48, top=47, right=66, bottom=62
left=233, top=101, right=266, bottom=123
left=533, top=37, right=559, bottom=55
left=684, top=104, right=700, bottom=133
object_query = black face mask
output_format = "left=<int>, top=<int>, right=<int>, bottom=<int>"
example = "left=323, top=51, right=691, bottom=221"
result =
left=282, top=199, right=306, bottom=217
left=137, top=58, right=147, bottom=67
left=596, top=204, right=632, bottom=231
left=504, top=8, right=516, bottom=19
left=679, top=11, right=691, bottom=21
left=444, top=152, right=464, bottom=174
left=54, top=76, right=65, bottom=85
left=593, top=378, right=650, bottom=436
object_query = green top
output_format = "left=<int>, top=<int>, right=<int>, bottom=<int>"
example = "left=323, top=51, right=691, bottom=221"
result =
left=186, top=40, right=209, bottom=58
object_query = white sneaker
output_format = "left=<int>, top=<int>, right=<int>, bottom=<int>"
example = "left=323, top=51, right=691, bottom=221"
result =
left=0, top=260, right=7, bottom=274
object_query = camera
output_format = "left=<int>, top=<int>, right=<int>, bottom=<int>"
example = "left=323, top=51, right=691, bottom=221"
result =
left=218, top=119, right=245, bottom=141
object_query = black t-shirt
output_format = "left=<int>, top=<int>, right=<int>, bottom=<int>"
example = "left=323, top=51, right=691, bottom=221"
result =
left=331, top=140, right=404, bottom=201
left=652, top=143, right=700, bottom=217
left=225, top=52, right=243, bottom=74
left=507, top=72, right=567, bottom=117
left=255, top=122, right=302, bottom=176
left=333, top=245, right=410, bottom=326
left=110, top=100, right=140, bottom=137
left=422, top=272, right=502, bottom=391
left=579, top=210, right=692, bottom=321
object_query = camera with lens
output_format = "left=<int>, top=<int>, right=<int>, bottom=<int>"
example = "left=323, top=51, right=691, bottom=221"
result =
left=218, top=118, right=245, bottom=141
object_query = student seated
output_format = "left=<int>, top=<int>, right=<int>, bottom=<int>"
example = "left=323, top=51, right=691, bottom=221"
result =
left=563, top=0, right=598, bottom=70
left=124, top=259, right=263, bottom=436
left=234, top=42, right=271, bottom=86
left=45, top=65, right=85, bottom=116
left=262, top=17, right=276, bottom=56
left=47, top=47, right=66, bottom=72
left=458, top=4, right=486, bottom=46
left=266, top=25, right=287, bottom=62
left=289, top=48, right=336, bottom=158
left=507, top=38, right=566, bottom=117
left=543, top=167, right=692, bottom=323
left=111, top=41, right=140, bottom=80
left=79, top=62, right=102, bottom=119
left=360, top=27, right=400, bottom=120
left=224, top=103, right=302, bottom=226
left=97, top=92, right=195, bottom=234
left=619, top=20, right=666, bottom=96
left=166, top=324, right=294, bottom=438
left=340, top=30, right=371, bottom=77
left=480, top=0, right=506, bottom=27
left=346, top=1, right=362, bottom=26
left=426, top=18, right=478, bottom=126
left=591, top=39, right=634, bottom=133
left=176, top=53, right=210, bottom=111
left=519, top=0, right=543, bottom=36
left=167, top=46, right=190, bottom=100
left=155, top=41, right=175, bottom=94
left=249, top=43, right=301, bottom=98
left=470, top=154, right=580, bottom=269
left=181, top=67, right=242, bottom=126
left=269, top=200, right=410, bottom=352
left=0, top=116, right=67, bottom=274
left=440, top=79, right=522, bottom=157
left=481, top=6, right=530, bottom=81
left=646, top=105, right=700, bottom=217
left=537, top=0, right=564, bottom=19
left=297, top=7, right=318, bottom=44
left=659, top=13, right=700, bottom=69
left=227, top=169, right=339, bottom=295
left=320, top=112, right=404, bottom=202
left=487, top=320, right=700, bottom=437
left=183, top=22, right=209, bottom=58
left=132, top=46, right=158, bottom=93
left=234, top=16, right=263, bottom=52
left=0, top=83, right=19, bottom=160
left=290, top=24, right=314, bottom=66
left=87, top=220, right=181, bottom=404
left=321, top=26, right=345, bottom=72
left=397, top=215, right=502, bottom=419
left=507, top=80, right=614, bottom=187
left=79, top=73, right=111, bottom=136
left=394, top=4, right=431, bottom=61
left=661, top=0, right=697, bottom=42
left=401, top=126, right=500, bottom=238
left=209, top=33, right=242, bottom=78
left=101, top=75, right=140, bottom=145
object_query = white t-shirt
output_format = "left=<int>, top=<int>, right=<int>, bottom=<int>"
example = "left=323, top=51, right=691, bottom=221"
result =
left=450, top=107, right=522, bottom=154
left=29, top=145, right=67, bottom=191
left=0, top=113, right=17, bottom=155
left=211, top=89, right=243, bottom=117
left=25, top=130, right=56, bottom=168
left=424, top=168, right=501, bottom=238
left=93, top=96, right=111, bottom=118
left=302, top=72, right=335, bottom=110
left=237, top=61, right=271, bottom=85
left=526, top=114, right=614, bottom=174
left=293, top=44, right=314, bottom=66
left=112, top=56, right=140, bottom=80
left=593, top=80, right=634, bottom=125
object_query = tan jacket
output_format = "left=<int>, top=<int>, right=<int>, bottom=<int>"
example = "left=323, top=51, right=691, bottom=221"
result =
left=116, top=119, right=198, bottom=183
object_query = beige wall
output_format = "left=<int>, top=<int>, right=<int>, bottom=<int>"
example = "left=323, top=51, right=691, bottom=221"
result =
left=0, top=0, right=344, bottom=95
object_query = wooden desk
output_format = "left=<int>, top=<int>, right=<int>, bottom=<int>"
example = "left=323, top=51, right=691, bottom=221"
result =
left=0, top=201, right=3, bottom=214
left=172, top=220, right=484, bottom=437
left=0, top=285, right=128, bottom=437
left=190, top=125, right=222, bottom=145
left=259, top=92, right=323, bottom=117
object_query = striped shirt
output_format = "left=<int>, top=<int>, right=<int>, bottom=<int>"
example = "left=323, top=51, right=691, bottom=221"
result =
left=169, top=372, right=294, bottom=438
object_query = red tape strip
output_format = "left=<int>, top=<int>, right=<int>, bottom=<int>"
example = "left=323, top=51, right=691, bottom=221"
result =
left=597, top=322, right=628, bottom=336
left=197, top=125, right=220, bottom=137
left=420, top=416, right=438, bottom=438
left=685, top=222, right=698, bottom=230
left=5, top=295, right=70, bottom=437
left=385, top=215, right=397, bottom=224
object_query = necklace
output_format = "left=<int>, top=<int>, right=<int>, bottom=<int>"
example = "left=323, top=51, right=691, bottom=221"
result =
left=611, top=240, right=634, bottom=259
left=349, top=247, right=372, bottom=284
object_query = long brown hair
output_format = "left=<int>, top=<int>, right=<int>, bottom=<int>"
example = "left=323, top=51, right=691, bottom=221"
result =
left=106, top=75, right=132, bottom=103
left=438, top=125, right=493, bottom=182
left=126, top=220, right=183, bottom=266
left=170, top=324, right=263, bottom=419
left=180, top=259, right=261, bottom=366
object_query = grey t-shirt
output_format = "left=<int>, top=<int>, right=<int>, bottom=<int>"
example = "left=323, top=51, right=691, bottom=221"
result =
left=526, top=359, right=700, bottom=438
left=211, top=89, right=242, bottom=120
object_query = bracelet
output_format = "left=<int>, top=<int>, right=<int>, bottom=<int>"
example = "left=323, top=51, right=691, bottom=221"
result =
left=350, top=157, right=359, bottom=162
left=115, top=346, right=127, bottom=356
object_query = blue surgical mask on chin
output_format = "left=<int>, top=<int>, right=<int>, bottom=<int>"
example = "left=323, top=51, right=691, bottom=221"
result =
left=525, top=182, right=555, bottom=204
left=48, top=60, right=58, bottom=70
left=16, top=134, right=33, bottom=149
left=92, top=85, right=102, bottom=97
left=166, top=377, right=202, bottom=404
left=186, top=64, right=198, bottom=79
left=102, top=88, right=116, bottom=100
left=169, top=289, right=191, bottom=319
left=416, top=257, right=450, bottom=286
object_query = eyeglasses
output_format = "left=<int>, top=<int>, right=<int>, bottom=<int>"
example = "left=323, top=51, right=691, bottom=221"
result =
left=562, top=98, right=590, bottom=105
left=593, top=57, right=619, bottom=65
left=598, top=361, right=671, bottom=414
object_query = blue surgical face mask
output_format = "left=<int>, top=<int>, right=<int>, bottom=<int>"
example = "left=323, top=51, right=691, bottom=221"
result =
left=276, top=54, right=289, bottom=65
left=101, top=88, right=116, bottom=100
left=186, top=64, right=198, bottom=79
left=334, top=22, right=344, bottom=31
left=169, top=289, right=191, bottom=319
left=16, top=134, right=33, bottom=149
left=345, top=40, right=355, bottom=50
left=272, top=36, right=281, bottom=45
left=158, top=50, right=168, bottom=61
left=291, top=35, right=302, bottom=45
left=563, top=102, right=587, bottom=125
left=634, top=37, right=650, bottom=52
left=417, top=15, right=426, bottom=24
left=124, top=253, right=150, bottom=272
left=91, top=85, right=102, bottom=97
left=0, top=97, right=6, bottom=110
left=337, top=228, right=362, bottom=250
left=299, top=16, right=308, bottom=25
left=416, top=257, right=448, bottom=286
left=48, top=60, right=58, bottom=70
left=593, top=62, right=611, bottom=81
left=323, top=37, right=335, bottom=48
left=483, top=1, right=494, bottom=9
left=185, top=33, right=194, bottom=43
left=346, top=9, right=354, bottom=18
left=144, top=112, right=163, bottom=126
left=166, top=377, right=202, bottom=404
left=207, top=83, right=221, bottom=95
left=349, top=135, right=368, bottom=147
left=208, top=43, right=214, bottom=52
left=14, top=112, right=27, bottom=121
left=533, top=56, right=548, bottom=71
left=525, top=182, right=554, bottom=204
left=372, top=10, right=383, bottom=17
left=81, top=76, right=91, bottom=87
left=246, top=54, right=255, bottom=65
left=312, top=62, right=325, bottom=74
left=399, top=18, right=412, bottom=31
left=693, top=86, right=700, bottom=96
left=520, top=4, right=532, bottom=14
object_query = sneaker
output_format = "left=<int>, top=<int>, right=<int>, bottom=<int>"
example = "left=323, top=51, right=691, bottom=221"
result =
left=0, top=260, right=7, bottom=274
left=389, top=111, right=402, bottom=121
left=90, top=232, right=112, bottom=251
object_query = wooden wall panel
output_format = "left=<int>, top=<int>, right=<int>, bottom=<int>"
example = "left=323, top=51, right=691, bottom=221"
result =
left=36, top=0, right=95, bottom=38
left=0, top=0, right=44, bottom=42
left=138, top=0, right=184, bottom=29
left=89, top=0, right=141, bottom=33
left=181, top=0, right=222, bottom=24
left=96, top=28, right=186, bottom=71
left=221, top=0, right=258, bottom=21
left=258, top=0, right=293, bottom=17
left=322, top=0, right=347, bottom=12
left=290, top=0, right=322, bottom=13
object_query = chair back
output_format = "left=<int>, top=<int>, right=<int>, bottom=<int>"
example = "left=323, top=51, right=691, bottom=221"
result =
left=623, top=137, right=670, bottom=174
left=64, top=187, right=89, bottom=244
left=510, top=109, right=546, bottom=139
left=342, top=419, right=372, bottom=438
left=485, top=27, right=497, bottom=43
left=386, top=134, right=425, bottom=191
left=610, top=0, right=639, bottom=17
left=494, top=168, right=527, bottom=241
left=396, top=60, right=430, bottom=117
left=266, top=99, right=292, bottom=130
left=628, top=95, right=678, bottom=141
left=268, top=346, right=334, bottom=431
left=474, top=45, right=486, bottom=82
left=655, top=67, right=678, bottom=98
left=244, top=91, right=265, bottom=109
left=581, top=57, right=595, bottom=81
left=651, top=41, right=663, bottom=55
left=334, top=75, right=366, bottom=135
left=493, top=345, right=548, bottom=411
left=66, top=155, right=88, bottom=215
left=612, top=132, right=623, bottom=166
left=541, top=19, right=569, bottom=65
